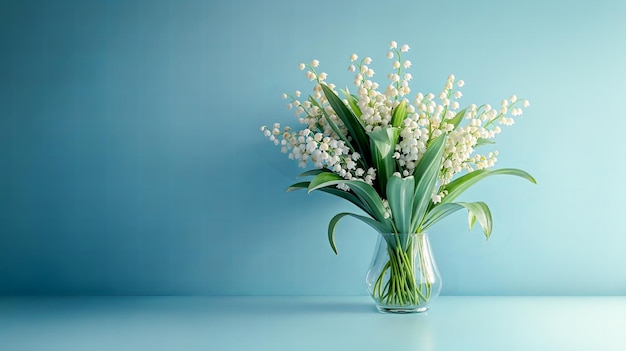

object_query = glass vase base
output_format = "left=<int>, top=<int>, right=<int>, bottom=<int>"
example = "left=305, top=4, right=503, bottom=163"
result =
left=376, top=305, right=430, bottom=314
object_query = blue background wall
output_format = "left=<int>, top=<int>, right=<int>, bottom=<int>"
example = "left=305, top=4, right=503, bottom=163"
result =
left=1, top=0, right=625, bottom=296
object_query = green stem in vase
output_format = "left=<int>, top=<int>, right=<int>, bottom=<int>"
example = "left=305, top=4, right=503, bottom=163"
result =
left=372, top=234, right=433, bottom=307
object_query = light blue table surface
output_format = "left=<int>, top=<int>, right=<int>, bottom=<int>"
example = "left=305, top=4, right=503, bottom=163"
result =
left=1, top=296, right=625, bottom=351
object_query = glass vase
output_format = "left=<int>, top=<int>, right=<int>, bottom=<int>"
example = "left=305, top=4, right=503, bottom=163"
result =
left=366, top=232, right=442, bottom=313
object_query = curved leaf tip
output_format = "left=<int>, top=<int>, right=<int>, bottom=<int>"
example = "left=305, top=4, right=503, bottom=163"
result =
left=327, top=212, right=390, bottom=255
left=286, top=181, right=309, bottom=192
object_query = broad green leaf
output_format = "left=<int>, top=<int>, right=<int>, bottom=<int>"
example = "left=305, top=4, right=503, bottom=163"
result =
left=446, top=108, right=467, bottom=129
left=340, top=89, right=362, bottom=118
left=286, top=181, right=310, bottom=192
left=475, top=138, right=495, bottom=147
left=391, top=100, right=407, bottom=127
left=367, top=127, right=400, bottom=192
left=308, top=172, right=343, bottom=190
left=386, top=175, right=416, bottom=235
left=442, top=168, right=537, bottom=204
left=421, top=202, right=465, bottom=231
left=422, top=201, right=493, bottom=239
left=328, top=212, right=388, bottom=254
left=316, top=179, right=388, bottom=224
left=457, top=202, right=493, bottom=239
left=321, top=187, right=373, bottom=216
left=411, top=134, right=447, bottom=230
left=308, top=174, right=391, bottom=227
left=287, top=180, right=373, bottom=215
left=321, top=84, right=371, bottom=167
left=297, top=168, right=333, bottom=178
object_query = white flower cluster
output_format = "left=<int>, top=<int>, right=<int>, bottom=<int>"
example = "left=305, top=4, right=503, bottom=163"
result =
left=261, top=60, right=378, bottom=187
left=262, top=42, right=529, bottom=201
left=261, top=123, right=377, bottom=187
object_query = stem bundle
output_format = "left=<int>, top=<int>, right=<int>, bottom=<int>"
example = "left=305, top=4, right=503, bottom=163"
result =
left=372, top=235, right=432, bottom=307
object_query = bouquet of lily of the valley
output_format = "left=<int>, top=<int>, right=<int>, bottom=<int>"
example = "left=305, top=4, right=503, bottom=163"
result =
left=262, top=41, right=535, bottom=311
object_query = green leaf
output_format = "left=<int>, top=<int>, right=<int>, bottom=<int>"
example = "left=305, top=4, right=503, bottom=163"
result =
left=321, top=84, right=371, bottom=167
left=446, top=108, right=467, bottom=129
left=386, top=175, right=415, bottom=234
left=475, top=138, right=495, bottom=147
left=442, top=168, right=537, bottom=204
left=422, top=201, right=492, bottom=239
left=321, top=187, right=373, bottom=216
left=287, top=179, right=373, bottom=215
left=411, top=134, right=448, bottom=231
left=308, top=174, right=391, bottom=227
left=421, top=202, right=465, bottom=231
left=308, top=172, right=343, bottom=190
left=391, top=100, right=407, bottom=127
left=340, top=89, right=362, bottom=118
left=367, top=127, right=400, bottom=192
left=457, top=202, right=493, bottom=239
left=297, top=168, right=333, bottom=178
left=328, top=212, right=388, bottom=254
left=286, top=181, right=310, bottom=192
